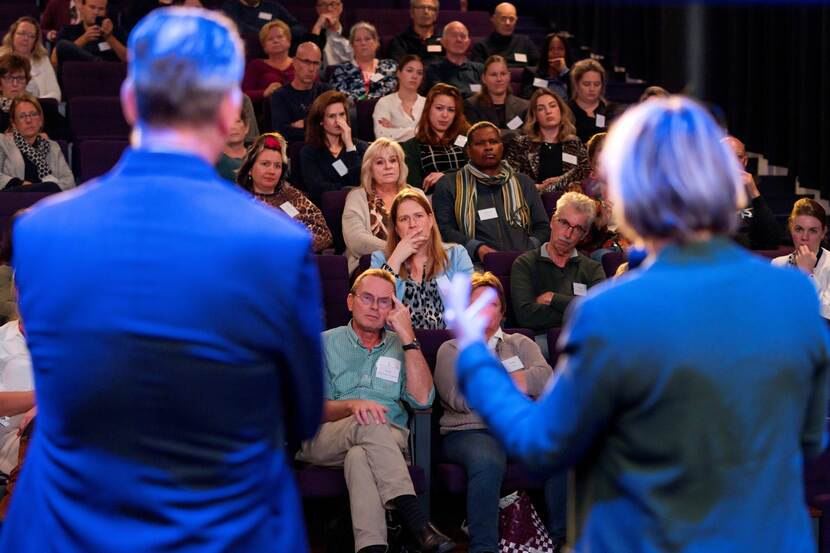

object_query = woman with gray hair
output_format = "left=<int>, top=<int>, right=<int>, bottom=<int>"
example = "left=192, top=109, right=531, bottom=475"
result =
left=329, top=21, right=397, bottom=102
left=441, top=96, right=829, bottom=552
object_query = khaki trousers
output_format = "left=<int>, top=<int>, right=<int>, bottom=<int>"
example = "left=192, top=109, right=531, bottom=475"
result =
left=297, top=415, right=415, bottom=550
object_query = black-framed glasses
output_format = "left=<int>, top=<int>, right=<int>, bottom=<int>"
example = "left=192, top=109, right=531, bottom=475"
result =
left=555, top=217, right=587, bottom=236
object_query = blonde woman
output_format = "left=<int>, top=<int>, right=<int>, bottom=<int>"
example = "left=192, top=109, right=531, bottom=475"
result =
left=568, top=58, right=616, bottom=143
left=0, top=17, right=60, bottom=101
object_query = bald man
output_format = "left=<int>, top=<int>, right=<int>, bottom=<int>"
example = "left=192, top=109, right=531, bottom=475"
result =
left=270, top=41, right=332, bottom=142
left=471, top=2, right=539, bottom=68
left=423, top=21, right=483, bottom=98
left=387, top=0, right=444, bottom=64
left=722, top=135, right=781, bottom=249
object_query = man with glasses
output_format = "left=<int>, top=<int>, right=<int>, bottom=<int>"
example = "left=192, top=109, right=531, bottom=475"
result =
left=51, top=0, right=126, bottom=66
left=471, top=2, right=539, bottom=68
left=433, top=121, right=550, bottom=265
left=510, top=191, right=605, bottom=353
left=220, top=0, right=305, bottom=40
left=297, top=269, right=455, bottom=553
left=306, top=0, right=352, bottom=68
left=270, top=41, right=331, bottom=142
left=388, top=0, right=444, bottom=65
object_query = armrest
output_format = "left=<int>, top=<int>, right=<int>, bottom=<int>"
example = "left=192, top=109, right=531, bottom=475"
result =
left=408, top=408, right=432, bottom=517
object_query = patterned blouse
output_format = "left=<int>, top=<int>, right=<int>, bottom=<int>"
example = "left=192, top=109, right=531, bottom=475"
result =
left=504, top=134, right=589, bottom=192
left=254, top=183, right=334, bottom=253
left=367, top=189, right=391, bottom=241
left=330, top=58, right=398, bottom=101
left=401, top=274, right=444, bottom=329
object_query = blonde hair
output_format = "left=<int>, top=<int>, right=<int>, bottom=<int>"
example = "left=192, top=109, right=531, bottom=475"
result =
left=350, top=268, right=396, bottom=294
left=522, top=88, right=577, bottom=143
left=359, top=138, right=409, bottom=195
left=570, top=59, right=606, bottom=101
left=1, top=17, right=48, bottom=61
left=554, top=191, right=597, bottom=227
left=258, top=19, right=291, bottom=48
left=471, top=271, right=505, bottom=315
left=384, top=188, right=448, bottom=281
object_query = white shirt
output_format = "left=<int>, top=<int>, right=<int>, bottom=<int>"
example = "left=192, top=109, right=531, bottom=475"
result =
left=0, top=320, right=33, bottom=475
left=321, top=23, right=352, bottom=68
left=27, top=55, right=62, bottom=101
left=373, top=92, right=426, bottom=142
left=772, top=247, right=830, bottom=319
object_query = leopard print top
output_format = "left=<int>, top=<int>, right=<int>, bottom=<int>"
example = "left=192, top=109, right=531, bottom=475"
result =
left=401, top=270, right=445, bottom=329
left=255, top=183, right=334, bottom=252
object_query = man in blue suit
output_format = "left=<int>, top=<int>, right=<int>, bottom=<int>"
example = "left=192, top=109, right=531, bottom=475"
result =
left=1, top=8, right=323, bottom=552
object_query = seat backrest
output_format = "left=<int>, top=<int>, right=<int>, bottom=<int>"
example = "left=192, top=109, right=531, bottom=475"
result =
left=546, top=327, right=563, bottom=367
left=320, top=190, right=350, bottom=254
left=315, top=255, right=351, bottom=329
left=287, top=141, right=305, bottom=191
left=541, top=191, right=563, bottom=220
left=74, top=139, right=129, bottom=183
left=600, top=250, right=626, bottom=278
left=355, top=98, right=379, bottom=142
left=61, top=62, right=127, bottom=101
left=509, top=66, right=524, bottom=83
left=69, top=97, right=130, bottom=141
left=482, top=251, right=523, bottom=326
left=0, top=191, right=54, bottom=245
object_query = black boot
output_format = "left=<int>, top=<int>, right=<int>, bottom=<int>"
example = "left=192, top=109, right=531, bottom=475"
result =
left=410, top=522, right=455, bottom=553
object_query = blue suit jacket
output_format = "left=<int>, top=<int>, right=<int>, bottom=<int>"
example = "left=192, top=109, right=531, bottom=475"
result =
left=457, top=238, right=830, bottom=552
left=0, top=150, right=324, bottom=552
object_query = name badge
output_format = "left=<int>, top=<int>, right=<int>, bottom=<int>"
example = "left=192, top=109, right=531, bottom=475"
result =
left=98, top=41, right=111, bottom=52
left=502, top=356, right=525, bottom=373
left=533, top=77, right=548, bottom=89
left=514, top=52, right=528, bottom=63
left=572, top=282, right=587, bottom=296
left=562, top=152, right=578, bottom=165
left=258, top=11, right=273, bottom=20
left=332, top=159, right=348, bottom=176
left=453, top=135, right=467, bottom=148
left=369, top=72, right=383, bottom=83
left=376, top=356, right=401, bottom=383
left=427, top=44, right=443, bottom=53
left=506, top=116, right=523, bottom=130
left=595, top=113, right=606, bottom=128
left=280, top=201, right=299, bottom=218
left=469, top=84, right=482, bottom=94
left=478, top=207, right=498, bottom=221
left=0, top=417, right=9, bottom=428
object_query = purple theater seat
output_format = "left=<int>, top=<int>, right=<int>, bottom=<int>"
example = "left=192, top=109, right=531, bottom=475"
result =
left=320, top=190, right=349, bottom=254
left=353, top=9, right=410, bottom=35
left=61, top=62, right=126, bottom=101
left=482, top=250, right=523, bottom=326
left=510, top=82, right=520, bottom=96
left=355, top=97, right=379, bottom=142
left=600, top=250, right=626, bottom=278
left=0, top=5, right=36, bottom=32
left=315, top=254, right=351, bottom=330
left=436, top=10, right=490, bottom=35
left=287, top=141, right=305, bottom=191
left=69, top=97, right=130, bottom=141
left=546, top=327, right=562, bottom=367
left=509, top=66, right=524, bottom=83
left=541, top=190, right=563, bottom=220
left=74, top=139, right=129, bottom=183
left=754, top=246, right=793, bottom=259
left=352, top=253, right=372, bottom=283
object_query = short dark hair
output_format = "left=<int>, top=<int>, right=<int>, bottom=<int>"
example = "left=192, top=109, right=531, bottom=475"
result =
left=0, top=53, right=31, bottom=83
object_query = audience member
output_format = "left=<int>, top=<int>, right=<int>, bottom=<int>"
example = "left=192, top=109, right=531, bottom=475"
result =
left=40, top=0, right=77, bottom=43
left=270, top=41, right=331, bottom=142
left=307, top=0, right=351, bottom=68
left=0, top=18, right=61, bottom=101
left=215, top=110, right=250, bottom=182
left=0, top=54, right=31, bottom=132
left=722, top=135, right=781, bottom=249
left=51, top=0, right=127, bottom=65
left=471, top=2, right=538, bottom=68
left=520, top=32, right=572, bottom=100
left=220, top=0, right=304, bottom=39
left=343, top=139, right=411, bottom=273
left=296, top=268, right=455, bottom=553
left=463, top=55, right=528, bottom=129
left=568, top=59, right=615, bottom=144
left=241, top=93, right=260, bottom=142
left=237, top=133, right=333, bottom=253
left=330, top=22, right=397, bottom=102
left=301, top=90, right=368, bottom=206
left=638, top=85, right=670, bottom=102
left=433, top=121, right=549, bottom=264
left=772, top=198, right=829, bottom=319
left=371, top=189, right=473, bottom=329
left=0, top=94, right=74, bottom=191
left=401, top=83, right=469, bottom=192
left=373, top=55, right=425, bottom=142
left=0, top=316, right=34, bottom=479
left=504, top=88, right=588, bottom=193
left=387, top=0, right=443, bottom=65
left=434, top=271, right=565, bottom=552
left=510, top=192, right=605, bottom=348
left=241, top=19, right=294, bottom=105
left=423, top=22, right=483, bottom=99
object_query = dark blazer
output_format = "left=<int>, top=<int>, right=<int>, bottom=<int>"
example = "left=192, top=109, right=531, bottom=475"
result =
left=0, top=149, right=324, bottom=552
left=463, top=94, right=529, bottom=129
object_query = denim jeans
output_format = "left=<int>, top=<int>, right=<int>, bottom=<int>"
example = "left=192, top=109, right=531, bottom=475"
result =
left=442, top=429, right=566, bottom=552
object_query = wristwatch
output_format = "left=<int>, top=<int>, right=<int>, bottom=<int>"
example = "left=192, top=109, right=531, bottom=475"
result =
left=402, top=339, right=421, bottom=351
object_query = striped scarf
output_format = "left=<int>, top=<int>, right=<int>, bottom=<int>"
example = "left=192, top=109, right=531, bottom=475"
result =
left=454, top=160, right=530, bottom=239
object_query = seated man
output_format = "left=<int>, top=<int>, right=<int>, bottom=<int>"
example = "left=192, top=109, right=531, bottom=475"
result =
left=51, top=0, right=127, bottom=66
left=433, top=121, right=550, bottom=265
left=511, top=191, right=606, bottom=351
left=220, top=0, right=305, bottom=39
left=471, top=2, right=539, bottom=68
left=387, top=0, right=444, bottom=65
left=269, top=41, right=331, bottom=143
left=423, top=21, right=484, bottom=99
left=297, top=269, right=455, bottom=553
left=306, top=0, right=352, bottom=67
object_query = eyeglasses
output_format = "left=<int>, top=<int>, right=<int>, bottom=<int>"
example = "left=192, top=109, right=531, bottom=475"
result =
left=16, top=111, right=40, bottom=121
left=353, top=292, right=394, bottom=310
left=554, top=218, right=587, bottom=236
left=317, top=0, right=341, bottom=8
left=412, top=4, right=438, bottom=12
left=14, top=31, right=37, bottom=40
left=1, top=75, right=26, bottom=84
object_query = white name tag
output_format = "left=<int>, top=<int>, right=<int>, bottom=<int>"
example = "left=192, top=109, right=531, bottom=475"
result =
left=572, top=282, right=587, bottom=296
left=258, top=11, right=273, bottom=20
left=506, top=116, right=523, bottom=130
left=502, top=355, right=525, bottom=373
left=376, top=356, right=401, bottom=382
left=369, top=72, right=383, bottom=83
left=280, top=201, right=299, bottom=218
left=562, top=152, right=578, bottom=165
left=98, top=41, right=111, bottom=52
left=427, top=44, right=442, bottom=53
left=453, top=135, right=467, bottom=148
left=595, top=113, right=606, bottom=128
left=478, top=207, right=498, bottom=221
left=0, top=417, right=9, bottom=428
left=514, top=52, right=528, bottom=63
left=533, top=77, right=548, bottom=89
left=469, top=84, right=482, bottom=94
left=332, top=159, right=348, bottom=176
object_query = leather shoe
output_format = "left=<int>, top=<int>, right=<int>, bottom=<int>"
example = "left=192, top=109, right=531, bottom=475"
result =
left=412, top=522, right=455, bottom=553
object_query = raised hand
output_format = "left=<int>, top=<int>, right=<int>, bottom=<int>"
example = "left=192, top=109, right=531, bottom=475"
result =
left=439, top=273, right=495, bottom=350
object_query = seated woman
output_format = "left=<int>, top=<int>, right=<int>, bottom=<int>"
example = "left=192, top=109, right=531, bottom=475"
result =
left=464, top=55, right=528, bottom=129
left=0, top=53, right=30, bottom=132
left=504, top=88, right=589, bottom=193
left=371, top=188, right=473, bottom=329
left=372, top=54, right=425, bottom=142
left=237, top=133, right=333, bottom=254
left=329, top=21, right=397, bottom=102
left=241, top=19, right=294, bottom=106
left=0, top=17, right=61, bottom=101
left=433, top=271, right=564, bottom=552
left=520, top=32, right=572, bottom=100
left=300, top=90, right=368, bottom=206
left=215, top=109, right=250, bottom=182
left=342, top=138, right=410, bottom=273
left=0, top=94, right=73, bottom=191
left=401, top=83, right=470, bottom=193
left=568, top=59, right=618, bottom=144
left=772, top=198, right=830, bottom=319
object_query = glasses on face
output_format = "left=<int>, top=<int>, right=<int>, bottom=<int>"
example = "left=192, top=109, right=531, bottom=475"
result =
left=353, top=292, right=394, bottom=310
left=555, top=217, right=587, bottom=236
left=413, top=4, right=438, bottom=12
left=317, top=0, right=341, bottom=8
left=14, top=31, right=37, bottom=40
left=16, top=111, right=41, bottom=121
left=2, top=75, right=26, bottom=84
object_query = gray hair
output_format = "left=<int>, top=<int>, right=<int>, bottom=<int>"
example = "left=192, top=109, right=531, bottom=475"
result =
left=600, top=96, right=745, bottom=243
left=554, top=191, right=596, bottom=227
left=349, top=21, right=379, bottom=44
left=126, top=7, right=244, bottom=127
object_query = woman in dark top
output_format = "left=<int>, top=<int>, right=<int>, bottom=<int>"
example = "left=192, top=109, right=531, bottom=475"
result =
left=401, top=83, right=470, bottom=193
left=567, top=58, right=617, bottom=144
left=300, top=90, right=368, bottom=206
left=505, top=88, right=589, bottom=193
left=520, top=32, right=573, bottom=100
left=464, top=55, right=528, bottom=129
